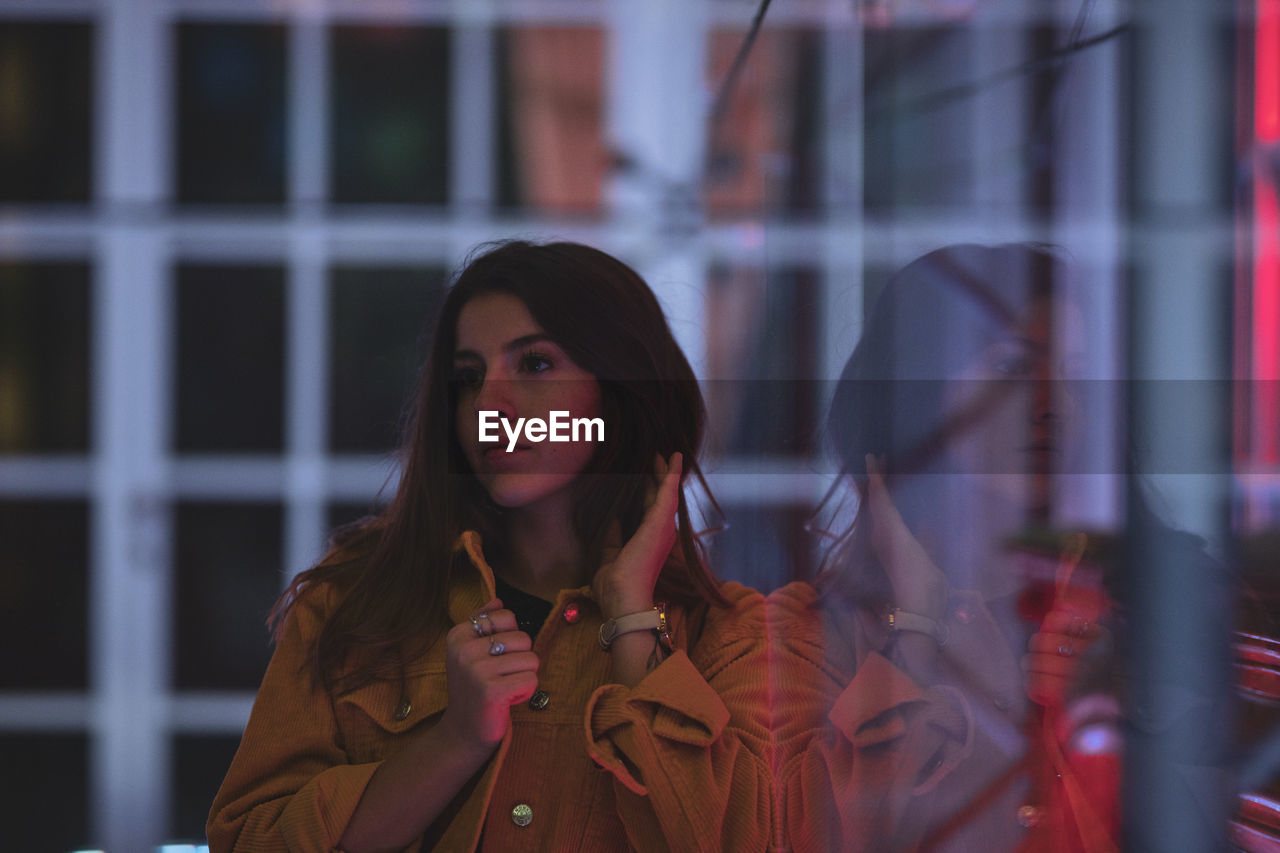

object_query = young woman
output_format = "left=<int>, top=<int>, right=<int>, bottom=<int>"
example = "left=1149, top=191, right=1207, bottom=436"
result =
left=770, top=244, right=1129, bottom=852
left=208, top=241, right=771, bottom=852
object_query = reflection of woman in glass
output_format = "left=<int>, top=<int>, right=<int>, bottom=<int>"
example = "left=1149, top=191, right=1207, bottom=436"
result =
left=770, top=244, right=1121, bottom=852
left=209, top=241, right=770, bottom=851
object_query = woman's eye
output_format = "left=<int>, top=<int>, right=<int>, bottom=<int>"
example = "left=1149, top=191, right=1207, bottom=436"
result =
left=992, top=353, right=1035, bottom=377
left=519, top=352, right=553, bottom=374
left=451, top=366, right=484, bottom=389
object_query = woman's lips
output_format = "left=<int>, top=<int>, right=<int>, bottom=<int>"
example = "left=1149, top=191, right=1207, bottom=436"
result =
left=480, top=444, right=533, bottom=471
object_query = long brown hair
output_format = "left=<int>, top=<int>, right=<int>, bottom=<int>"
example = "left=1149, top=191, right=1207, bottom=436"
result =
left=274, top=240, right=726, bottom=694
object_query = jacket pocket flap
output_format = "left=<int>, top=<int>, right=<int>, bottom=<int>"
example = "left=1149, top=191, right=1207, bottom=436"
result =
left=335, top=667, right=449, bottom=733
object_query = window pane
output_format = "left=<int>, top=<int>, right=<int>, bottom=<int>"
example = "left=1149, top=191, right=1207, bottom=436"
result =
left=0, top=22, right=93, bottom=203
left=496, top=27, right=606, bottom=214
left=174, top=501, right=282, bottom=690
left=704, top=28, right=823, bottom=219
left=0, top=734, right=89, bottom=853
left=175, top=23, right=287, bottom=205
left=863, top=25, right=978, bottom=212
left=172, top=734, right=242, bottom=843
left=0, top=501, right=88, bottom=689
left=705, top=266, right=820, bottom=457
left=329, top=265, right=443, bottom=452
left=327, top=500, right=383, bottom=535
left=711, top=503, right=815, bottom=592
left=330, top=27, right=450, bottom=205
left=0, top=262, right=92, bottom=452
left=174, top=264, right=286, bottom=453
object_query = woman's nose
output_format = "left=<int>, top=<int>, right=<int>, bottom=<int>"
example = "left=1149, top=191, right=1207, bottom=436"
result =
left=1033, top=378, right=1058, bottom=424
left=474, top=376, right=517, bottom=422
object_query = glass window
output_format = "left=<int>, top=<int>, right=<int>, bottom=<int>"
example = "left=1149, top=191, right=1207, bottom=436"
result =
left=705, top=265, right=820, bottom=458
left=710, top=503, right=816, bottom=592
left=0, top=734, right=89, bottom=852
left=0, top=262, right=92, bottom=453
left=704, top=28, right=824, bottom=219
left=175, top=23, right=287, bottom=205
left=329, top=265, right=444, bottom=453
left=863, top=25, right=979, bottom=212
left=327, top=500, right=383, bottom=535
left=329, top=27, right=450, bottom=205
left=495, top=27, right=606, bottom=214
left=0, top=500, right=89, bottom=689
left=172, top=734, right=242, bottom=843
left=173, top=502, right=283, bottom=690
left=174, top=264, right=286, bottom=453
left=0, top=21, right=93, bottom=204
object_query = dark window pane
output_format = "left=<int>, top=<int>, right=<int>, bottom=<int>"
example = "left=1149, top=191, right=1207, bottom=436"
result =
left=174, top=264, right=285, bottom=453
left=0, top=501, right=88, bottom=689
left=330, top=27, right=450, bottom=204
left=0, top=262, right=91, bottom=452
left=172, top=734, right=241, bottom=843
left=0, top=734, right=89, bottom=853
left=176, top=23, right=287, bottom=204
left=863, top=26, right=978, bottom=212
left=329, top=266, right=443, bottom=452
left=174, top=502, right=282, bottom=689
left=327, top=501, right=383, bottom=535
left=711, top=503, right=814, bottom=592
left=495, top=27, right=606, bottom=214
left=0, top=22, right=93, bottom=203
left=705, top=266, right=820, bottom=457
left=704, top=28, right=823, bottom=219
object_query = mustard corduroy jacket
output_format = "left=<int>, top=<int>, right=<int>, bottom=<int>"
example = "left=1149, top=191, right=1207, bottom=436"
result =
left=208, top=532, right=773, bottom=852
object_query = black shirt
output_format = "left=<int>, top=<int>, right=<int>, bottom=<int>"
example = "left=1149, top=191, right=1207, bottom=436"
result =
left=494, top=574, right=554, bottom=641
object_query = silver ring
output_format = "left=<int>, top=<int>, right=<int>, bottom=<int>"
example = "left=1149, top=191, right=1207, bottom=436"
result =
left=470, top=616, right=484, bottom=636
left=1057, top=643, right=1074, bottom=657
left=489, top=638, right=505, bottom=656
left=471, top=611, right=493, bottom=636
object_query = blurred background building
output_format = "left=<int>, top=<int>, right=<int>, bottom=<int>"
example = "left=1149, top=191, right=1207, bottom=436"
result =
left=0, top=0, right=1272, bottom=849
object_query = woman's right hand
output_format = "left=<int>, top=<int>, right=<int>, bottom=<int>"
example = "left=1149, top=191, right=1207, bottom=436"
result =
left=864, top=455, right=948, bottom=621
left=440, top=599, right=540, bottom=748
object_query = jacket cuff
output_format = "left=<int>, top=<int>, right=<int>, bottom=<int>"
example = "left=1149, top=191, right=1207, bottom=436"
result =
left=828, top=651, right=927, bottom=747
left=584, top=650, right=730, bottom=793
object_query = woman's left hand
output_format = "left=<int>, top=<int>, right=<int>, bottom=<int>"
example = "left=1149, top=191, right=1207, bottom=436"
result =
left=592, top=452, right=682, bottom=619
left=1023, top=605, right=1109, bottom=709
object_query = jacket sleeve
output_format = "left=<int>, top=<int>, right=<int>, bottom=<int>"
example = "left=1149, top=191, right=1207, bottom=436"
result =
left=206, top=587, right=390, bottom=853
left=769, top=582, right=1012, bottom=853
left=582, top=582, right=774, bottom=853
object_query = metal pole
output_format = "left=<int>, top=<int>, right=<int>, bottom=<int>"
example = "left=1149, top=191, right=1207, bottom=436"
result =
left=1125, top=2, right=1236, bottom=850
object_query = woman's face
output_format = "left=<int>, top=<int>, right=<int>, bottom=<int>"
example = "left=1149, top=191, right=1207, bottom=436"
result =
left=453, top=292, right=604, bottom=512
left=940, top=297, right=1082, bottom=511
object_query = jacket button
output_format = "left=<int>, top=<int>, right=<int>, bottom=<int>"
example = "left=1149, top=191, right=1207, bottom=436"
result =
left=528, top=690, right=550, bottom=711
left=511, top=803, right=533, bottom=827
left=562, top=602, right=582, bottom=623
left=393, top=699, right=411, bottom=721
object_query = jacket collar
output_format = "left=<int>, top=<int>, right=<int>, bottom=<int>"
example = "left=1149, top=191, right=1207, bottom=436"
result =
left=448, top=530, right=506, bottom=627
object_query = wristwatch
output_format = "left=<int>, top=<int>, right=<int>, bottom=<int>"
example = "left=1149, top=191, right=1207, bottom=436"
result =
left=885, top=608, right=950, bottom=647
left=599, top=603, right=672, bottom=651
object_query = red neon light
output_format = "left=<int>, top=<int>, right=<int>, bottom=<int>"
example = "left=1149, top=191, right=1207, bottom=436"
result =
left=1254, top=180, right=1280, bottom=462
left=1255, top=0, right=1280, bottom=465
left=1259, top=0, right=1280, bottom=141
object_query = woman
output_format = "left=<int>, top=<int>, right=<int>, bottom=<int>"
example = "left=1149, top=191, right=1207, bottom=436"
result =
left=208, top=241, right=771, bottom=852
left=770, top=244, right=1124, bottom=852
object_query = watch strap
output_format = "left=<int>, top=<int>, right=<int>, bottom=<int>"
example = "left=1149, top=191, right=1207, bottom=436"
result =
left=599, top=603, right=671, bottom=651
left=886, top=608, right=950, bottom=646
